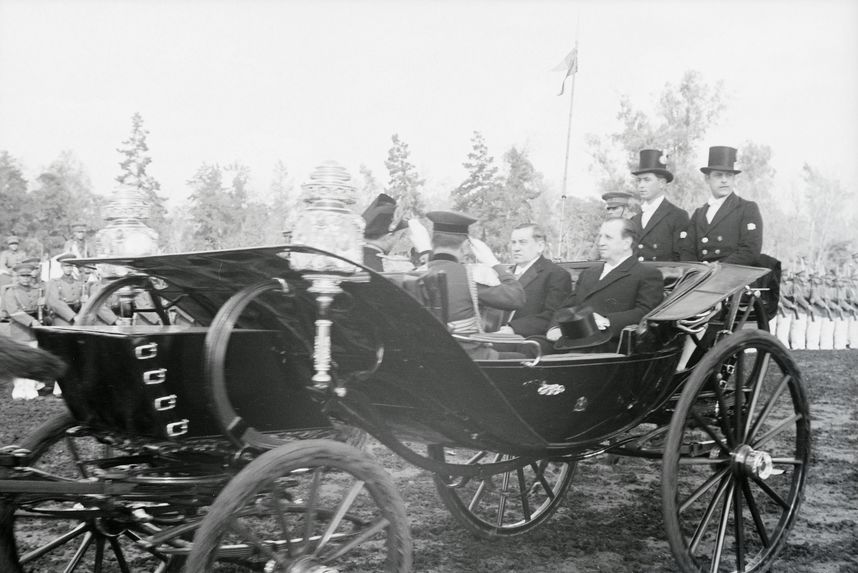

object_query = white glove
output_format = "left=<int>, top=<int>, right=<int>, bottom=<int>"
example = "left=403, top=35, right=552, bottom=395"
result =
left=546, top=326, right=562, bottom=341
left=468, top=237, right=500, bottom=267
left=407, top=219, right=432, bottom=253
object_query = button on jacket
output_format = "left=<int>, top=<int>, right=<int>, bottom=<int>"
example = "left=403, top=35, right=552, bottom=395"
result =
left=631, top=198, right=690, bottom=262
left=680, top=193, right=762, bottom=265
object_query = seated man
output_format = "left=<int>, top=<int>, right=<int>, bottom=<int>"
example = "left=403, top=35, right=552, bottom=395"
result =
left=497, top=223, right=572, bottom=337
left=422, top=211, right=525, bottom=359
left=547, top=217, right=664, bottom=351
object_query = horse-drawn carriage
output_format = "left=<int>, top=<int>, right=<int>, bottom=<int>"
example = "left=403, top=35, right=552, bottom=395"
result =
left=0, top=245, right=809, bottom=573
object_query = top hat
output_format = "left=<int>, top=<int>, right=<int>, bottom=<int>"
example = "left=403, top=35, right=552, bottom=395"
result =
left=601, top=191, right=634, bottom=208
left=553, top=307, right=613, bottom=351
left=700, top=146, right=742, bottom=175
left=631, top=149, right=674, bottom=183
left=6, top=235, right=19, bottom=245
left=362, top=193, right=407, bottom=239
left=426, top=211, right=477, bottom=235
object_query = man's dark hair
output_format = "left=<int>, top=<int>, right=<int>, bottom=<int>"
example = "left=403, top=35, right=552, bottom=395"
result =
left=432, top=231, right=467, bottom=250
left=605, top=216, right=640, bottom=245
left=512, top=223, right=547, bottom=243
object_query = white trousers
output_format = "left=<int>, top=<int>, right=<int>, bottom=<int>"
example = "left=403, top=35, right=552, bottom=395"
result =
left=790, top=315, right=807, bottom=350
left=806, top=318, right=822, bottom=350
left=775, top=315, right=791, bottom=347
left=848, top=317, right=858, bottom=349
left=833, top=318, right=848, bottom=350
left=819, top=318, right=835, bottom=350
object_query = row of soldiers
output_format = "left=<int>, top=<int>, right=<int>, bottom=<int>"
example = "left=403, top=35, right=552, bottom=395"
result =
left=773, top=267, right=858, bottom=350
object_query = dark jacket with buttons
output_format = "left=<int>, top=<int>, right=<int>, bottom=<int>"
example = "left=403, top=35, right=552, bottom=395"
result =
left=507, top=256, right=572, bottom=337
left=631, top=198, right=690, bottom=262
left=680, top=193, right=763, bottom=266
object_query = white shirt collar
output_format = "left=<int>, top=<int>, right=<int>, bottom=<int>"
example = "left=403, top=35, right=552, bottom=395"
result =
left=706, top=193, right=732, bottom=222
left=641, top=195, right=665, bottom=214
left=599, top=254, right=631, bottom=280
left=513, top=255, right=540, bottom=277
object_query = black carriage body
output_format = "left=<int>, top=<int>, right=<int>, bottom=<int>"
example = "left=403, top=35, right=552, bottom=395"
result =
left=36, top=325, right=330, bottom=440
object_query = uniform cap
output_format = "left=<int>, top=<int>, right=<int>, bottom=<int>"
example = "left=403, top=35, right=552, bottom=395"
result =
left=6, top=235, right=19, bottom=245
left=71, top=222, right=88, bottom=231
left=362, top=193, right=407, bottom=239
left=601, top=191, right=634, bottom=208
left=631, top=149, right=674, bottom=183
left=21, top=257, right=40, bottom=265
left=57, top=253, right=77, bottom=262
left=426, top=211, right=477, bottom=235
left=13, top=263, right=35, bottom=274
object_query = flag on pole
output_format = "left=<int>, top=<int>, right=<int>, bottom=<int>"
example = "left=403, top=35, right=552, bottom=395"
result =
left=553, top=47, right=578, bottom=96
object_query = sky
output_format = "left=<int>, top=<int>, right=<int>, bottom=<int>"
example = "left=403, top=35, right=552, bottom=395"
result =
left=1, top=0, right=857, bottom=211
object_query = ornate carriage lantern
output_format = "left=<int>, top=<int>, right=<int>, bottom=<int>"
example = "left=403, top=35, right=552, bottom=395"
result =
left=288, top=161, right=369, bottom=394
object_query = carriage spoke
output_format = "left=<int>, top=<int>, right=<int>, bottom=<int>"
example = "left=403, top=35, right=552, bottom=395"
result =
left=734, top=350, right=745, bottom=444
left=690, top=409, right=730, bottom=452
left=301, top=468, right=322, bottom=555
left=319, top=516, right=390, bottom=562
left=752, top=413, right=803, bottom=450
left=743, top=352, right=770, bottom=437
left=315, top=480, right=366, bottom=554
left=21, top=521, right=89, bottom=562
left=689, top=472, right=730, bottom=554
left=710, top=379, right=737, bottom=449
left=468, top=480, right=489, bottom=512
left=516, top=467, right=533, bottom=521
left=64, top=530, right=94, bottom=573
left=751, top=476, right=789, bottom=510
left=93, top=535, right=106, bottom=573
left=734, top=477, right=745, bottom=571
left=269, top=485, right=295, bottom=556
left=529, top=461, right=557, bottom=500
left=747, top=374, right=791, bottom=442
left=709, top=481, right=735, bottom=573
left=680, top=466, right=730, bottom=514
left=107, top=535, right=133, bottom=573
left=741, top=476, right=770, bottom=548
left=228, top=517, right=284, bottom=564
left=496, top=471, right=511, bottom=528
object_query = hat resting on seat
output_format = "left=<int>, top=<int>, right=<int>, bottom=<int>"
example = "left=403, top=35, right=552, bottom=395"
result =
left=631, top=149, right=674, bottom=183
left=553, top=307, right=613, bottom=351
left=362, top=193, right=407, bottom=239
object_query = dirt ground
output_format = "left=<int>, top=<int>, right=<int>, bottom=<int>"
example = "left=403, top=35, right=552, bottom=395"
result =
left=1, top=349, right=856, bottom=572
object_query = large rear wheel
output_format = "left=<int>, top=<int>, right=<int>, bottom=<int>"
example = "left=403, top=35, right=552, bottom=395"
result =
left=185, top=439, right=412, bottom=572
left=427, top=445, right=575, bottom=538
left=662, top=329, right=810, bottom=572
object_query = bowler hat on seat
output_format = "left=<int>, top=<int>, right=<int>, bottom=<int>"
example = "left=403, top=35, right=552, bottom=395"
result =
left=700, top=146, right=742, bottom=175
left=553, top=307, right=613, bottom=351
left=631, top=149, right=674, bottom=183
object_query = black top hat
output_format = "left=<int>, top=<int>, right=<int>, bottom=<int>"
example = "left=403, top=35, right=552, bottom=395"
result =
left=426, top=211, right=477, bottom=235
left=553, top=307, right=613, bottom=351
left=601, top=191, right=634, bottom=208
left=362, top=193, right=407, bottom=239
left=631, top=149, right=674, bottom=183
left=700, top=146, right=742, bottom=175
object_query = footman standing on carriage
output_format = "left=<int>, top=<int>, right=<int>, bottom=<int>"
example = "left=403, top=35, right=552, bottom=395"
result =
left=422, top=210, right=525, bottom=359
left=629, top=149, right=689, bottom=262
left=680, top=146, right=763, bottom=266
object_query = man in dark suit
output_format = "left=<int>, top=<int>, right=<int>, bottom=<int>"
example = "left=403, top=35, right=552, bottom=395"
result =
left=547, top=218, right=663, bottom=344
left=630, top=149, right=690, bottom=262
left=497, top=223, right=571, bottom=337
left=680, top=146, right=763, bottom=266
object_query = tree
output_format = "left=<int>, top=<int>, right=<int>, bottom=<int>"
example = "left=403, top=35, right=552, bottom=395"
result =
left=588, top=70, right=727, bottom=209
left=385, top=134, right=426, bottom=224
left=358, top=164, right=382, bottom=210
left=801, top=164, right=855, bottom=269
left=269, top=160, right=298, bottom=242
left=451, top=131, right=503, bottom=245
left=115, top=112, right=168, bottom=244
left=0, top=151, right=29, bottom=237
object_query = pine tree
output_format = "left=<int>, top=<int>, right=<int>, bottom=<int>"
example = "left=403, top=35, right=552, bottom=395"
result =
left=385, top=134, right=426, bottom=224
left=451, top=131, right=503, bottom=246
left=0, top=151, right=29, bottom=237
left=116, top=112, right=168, bottom=243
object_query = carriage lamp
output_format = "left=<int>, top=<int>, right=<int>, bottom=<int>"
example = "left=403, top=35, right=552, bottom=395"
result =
left=289, top=161, right=369, bottom=395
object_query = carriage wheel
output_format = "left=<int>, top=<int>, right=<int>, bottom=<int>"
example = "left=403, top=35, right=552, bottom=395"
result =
left=185, top=439, right=411, bottom=572
left=427, top=445, right=576, bottom=538
left=0, top=413, right=184, bottom=572
left=662, top=330, right=810, bottom=572
left=77, top=274, right=171, bottom=326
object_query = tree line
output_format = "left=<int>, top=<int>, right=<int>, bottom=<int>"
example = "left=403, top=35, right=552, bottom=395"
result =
left=1, top=72, right=855, bottom=270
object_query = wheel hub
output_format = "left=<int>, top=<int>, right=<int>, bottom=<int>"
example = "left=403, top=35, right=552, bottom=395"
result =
left=733, top=444, right=773, bottom=479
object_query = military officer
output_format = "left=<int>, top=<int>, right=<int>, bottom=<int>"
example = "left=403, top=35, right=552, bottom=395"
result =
left=790, top=269, right=812, bottom=350
left=601, top=190, right=636, bottom=220
left=0, top=235, right=26, bottom=288
left=805, top=270, right=828, bottom=350
left=45, top=253, right=87, bottom=325
left=361, top=194, right=407, bottom=272
left=775, top=271, right=797, bottom=347
left=832, top=270, right=850, bottom=349
left=680, top=146, right=763, bottom=265
left=629, top=149, right=689, bottom=261
left=62, top=222, right=92, bottom=259
left=847, top=270, right=858, bottom=349
left=2, top=262, right=42, bottom=343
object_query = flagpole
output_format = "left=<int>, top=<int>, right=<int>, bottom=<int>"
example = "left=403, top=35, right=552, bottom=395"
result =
left=559, top=39, right=578, bottom=260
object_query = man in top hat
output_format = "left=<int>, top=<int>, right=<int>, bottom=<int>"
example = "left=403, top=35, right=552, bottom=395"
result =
left=546, top=217, right=664, bottom=349
left=630, top=149, right=690, bottom=262
left=63, top=222, right=91, bottom=259
left=601, top=190, right=636, bottom=219
left=45, top=253, right=87, bottom=326
left=497, top=223, right=572, bottom=337
left=680, top=146, right=762, bottom=265
left=0, top=235, right=26, bottom=288
left=421, top=211, right=525, bottom=359
left=361, top=194, right=408, bottom=272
